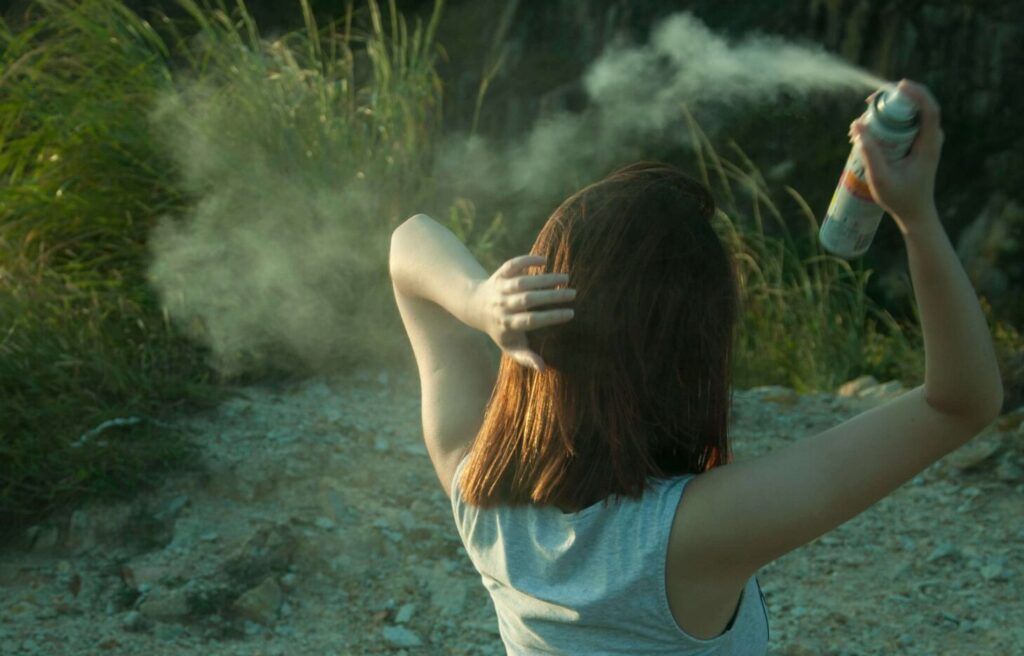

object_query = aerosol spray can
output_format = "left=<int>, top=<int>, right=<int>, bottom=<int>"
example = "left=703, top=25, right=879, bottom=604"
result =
left=819, top=85, right=920, bottom=258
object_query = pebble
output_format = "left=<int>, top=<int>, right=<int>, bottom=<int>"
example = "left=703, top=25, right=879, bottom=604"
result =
left=314, top=517, right=337, bottom=530
left=395, top=602, right=417, bottom=624
left=837, top=376, right=879, bottom=397
left=121, top=610, right=145, bottom=631
left=383, top=626, right=423, bottom=648
left=926, top=542, right=958, bottom=563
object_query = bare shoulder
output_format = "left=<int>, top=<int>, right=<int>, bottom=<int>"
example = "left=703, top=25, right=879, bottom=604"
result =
left=668, top=385, right=997, bottom=583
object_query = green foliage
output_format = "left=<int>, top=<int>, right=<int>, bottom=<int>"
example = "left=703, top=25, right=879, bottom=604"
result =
left=0, top=0, right=218, bottom=528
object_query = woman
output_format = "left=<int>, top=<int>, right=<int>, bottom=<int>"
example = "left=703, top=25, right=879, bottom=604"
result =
left=389, top=80, right=1003, bottom=654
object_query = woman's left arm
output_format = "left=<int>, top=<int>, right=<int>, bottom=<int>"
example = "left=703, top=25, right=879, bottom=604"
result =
left=389, top=214, right=575, bottom=495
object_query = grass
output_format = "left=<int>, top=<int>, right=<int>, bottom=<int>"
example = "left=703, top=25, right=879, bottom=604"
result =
left=0, top=0, right=453, bottom=531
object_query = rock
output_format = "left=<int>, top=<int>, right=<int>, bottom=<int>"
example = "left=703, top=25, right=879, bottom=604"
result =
left=279, top=573, right=298, bottom=591
left=66, top=510, right=94, bottom=553
left=222, top=524, right=300, bottom=589
left=395, top=603, right=417, bottom=624
left=956, top=194, right=1024, bottom=301
left=156, top=495, right=190, bottom=521
left=31, top=524, right=61, bottom=554
left=926, top=542, right=958, bottom=563
left=996, top=458, right=1024, bottom=483
left=314, top=517, right=336, bottom=530
left=856, top=380, right=905, bottom=401
left=947, top=440, right=1003, bottom=472
left=318, top=477, right=357, bottom=524
left=138, top=587, right=190, bottom=621
left=122, top=610, right=146, bottom=632
left=747, top=385, right=799, bottom=406
left=382, top=626, right=423, bottom=648
left=837, top=375, right=879, bottom=397
left=155, top=623, right=186, bottom=642
left=232, top=577, right=283, bottom=626
left=979, top=556, right=1010, bottom=581
left=96, top=636, right=122, bottom=651
left=995, top=406, right=1024, bottom=433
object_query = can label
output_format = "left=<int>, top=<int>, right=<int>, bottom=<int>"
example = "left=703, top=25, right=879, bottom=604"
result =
left=820, top=147, right=881, bottom=256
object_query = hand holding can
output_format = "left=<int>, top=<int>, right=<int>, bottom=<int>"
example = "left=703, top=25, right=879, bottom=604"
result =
left=819, top=79, right=940, bottom=257
left=853, top=80, right=945, bottom=235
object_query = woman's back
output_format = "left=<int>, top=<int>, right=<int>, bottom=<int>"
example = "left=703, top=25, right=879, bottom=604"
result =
left=451, top=456, right=770, bottom=655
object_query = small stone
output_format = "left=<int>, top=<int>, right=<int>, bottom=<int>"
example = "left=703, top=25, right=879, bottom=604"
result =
left=395, top=603, right=417, bottom=624
left=67, top=510, right=93, bottom=551
left=383, top=626, right=423, bottom=648
left=314, top=517, right=337, bottom=530
left=279, top=573, right=298, bottom=591
left=97, top=636, right=122, bottom=650
left=947, top=440, right=1002, bottom=471
left=155, top=623, right=185, bottom=642
left=926, top=542, right=957, bottom=563
left=199, top=531, right=219, bottom=542
left=122, top=610, right=145, bottom=631
left=995, top=459, right=1024, bottom=483
left=980, top=556, right=1009, bottom=581
left=157, top=495, right=190, bottom=520
left=138, top=587, right=190, bottom=621
left=749, top=385, right=799, bottom=406
left=837, top=375, right=879, bottom=397
left=232, top=577, right=283, bottom=626
left=856, top=380, right=905, bottom=400
left=32, top=525, right=60, bottom=553
left=374, top=437, right=390, bottom=452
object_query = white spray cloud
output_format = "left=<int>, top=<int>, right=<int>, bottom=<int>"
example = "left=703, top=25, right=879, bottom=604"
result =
left=148, top=11, right=884, bottom=374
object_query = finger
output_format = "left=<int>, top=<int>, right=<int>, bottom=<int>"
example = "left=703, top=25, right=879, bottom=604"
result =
left=502, top=273, right=570, bottom=293
left=893, top=79, right=943, bottom=159
left=499, top=255, right=547, bottom=278
left=510, top=349, right=546, bottom=373
left=852, top=122, right=890, bottom=200
left=505, top=288, right=576, bottom=311
left=505, top=308, right=575, bottom=331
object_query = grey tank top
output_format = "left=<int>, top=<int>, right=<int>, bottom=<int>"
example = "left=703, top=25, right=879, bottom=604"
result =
left=451, top=456, right=769, bottom=655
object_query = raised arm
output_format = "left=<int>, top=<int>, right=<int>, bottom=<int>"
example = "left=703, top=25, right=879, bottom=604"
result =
left=669, top=81, right=1004, bottom=586
left=389, top=214, right=575, bottom=494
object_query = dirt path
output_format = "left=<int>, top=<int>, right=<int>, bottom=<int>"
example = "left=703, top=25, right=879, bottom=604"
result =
left=1, top=369, right=1021, bottom=655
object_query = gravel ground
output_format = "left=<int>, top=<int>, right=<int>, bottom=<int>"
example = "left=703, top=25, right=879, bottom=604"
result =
left=1, top=369, right=1021, bottom=656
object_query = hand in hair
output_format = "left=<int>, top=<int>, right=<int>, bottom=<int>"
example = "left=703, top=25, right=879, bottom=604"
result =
left=469, top=255, right=575, bottom=373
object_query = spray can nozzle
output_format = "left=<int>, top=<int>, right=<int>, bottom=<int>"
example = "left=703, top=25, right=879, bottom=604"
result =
left=874, top=85, right=919, bottom=129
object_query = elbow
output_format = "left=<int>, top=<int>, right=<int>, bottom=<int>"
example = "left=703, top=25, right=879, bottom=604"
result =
left=926, top=382, right=1005, bottom=426
left=389, top=214, right=431, bottom=283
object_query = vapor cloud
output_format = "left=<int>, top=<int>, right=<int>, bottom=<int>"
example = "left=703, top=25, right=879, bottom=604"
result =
left=148, top=11, right=883, bottom=374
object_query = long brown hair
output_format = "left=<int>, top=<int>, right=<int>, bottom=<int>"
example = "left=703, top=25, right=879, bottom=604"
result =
left=460, top=162, right=740, bottom=511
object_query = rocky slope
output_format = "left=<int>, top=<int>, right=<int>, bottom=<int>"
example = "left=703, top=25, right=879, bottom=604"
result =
left=1, top=370, right=1021, bottom=655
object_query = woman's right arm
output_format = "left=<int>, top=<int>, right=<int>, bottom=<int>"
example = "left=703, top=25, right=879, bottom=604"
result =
left=856, top=80, right=1002, bottom=419
left=668, top=80, right=1004, bottom=583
